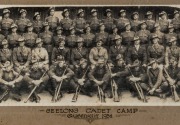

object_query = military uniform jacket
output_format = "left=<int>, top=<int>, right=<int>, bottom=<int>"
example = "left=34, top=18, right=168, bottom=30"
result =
left=157, top=19, right=169, bottom=33
left=73, top=18, right=86, bottom=31
left=15, top=18, right=31, bottom=32
left=65, top=35, right=78, bottom=48
left=71, top=47, right=89, bottom=65
left=115, top=17, right=130, bottom=32
left=135, top=30, right=151, bottom=45
left=171, top=18, right=180, bottom=32
left=95, top=31, right=109, bottom=46
left=111, top=66, right=129, bottom=78
left=73, top=66, right=90, bottom=83
left=81, top=33, right=95, bottom=48
left=145, top=19, right=155, bottom=32
left=33, top=20, right=43, bottom=34
left=108, top=33, right=118, bottom=46
left=166, top=66, right=180, bottom=80
left=164, top=32, right=177, bottom=45
left=60, top=18, right=74, bottom=31
left=127, top=45, right=147, bottom=65
left=0, top=48, right=12, bottom=64
left=0, top=34, right=5, bottom=45
left=89, top=47, right=108, bottom=65
left=0, top=17, right=14, bottom=30
left=120, top=31, right=135, bottom=46
left=13, top=46, right=31, bottom=66
left=7, top=33, right=21, bottom=49
left=102, top=17, right=115, bottom=33
left=150, top=31, right=165, bottom=45
left=130, top=20, right=141, bottom=32
left=45, top=16, right=59, bottom=30
left=87, top=17, right=101, bottom=33
left=24, top=32, right=38, bottom=48
left=147, top=44, right=165, bottom=63
left=0, top=69, right=19, bottom=82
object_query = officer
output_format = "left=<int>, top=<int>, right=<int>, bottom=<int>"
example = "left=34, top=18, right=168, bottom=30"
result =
left=171, top=10, right=180, bottom=33
left=0, top=39, right=12, bottom=68
left=24, top=22, right=38, bottom=49
left=115, top=9, right=130, bottom=33
left=87, top=9, right=101, bottom=34
left=95, top=23, right=109, bottom=48
left=71, top=37, right=89, bottom=69
left=12, top=37, right=31, bottom=74
left=89, top=38, right=108, bottom=67
left=130, top=12, right=141, bottom=32
left=53, top=26, right=66, bottom=47
left=135, top=20, right=151, bottom=46
left=120, top=22, right=135, bottom=47
left=60, top=9, right=74, bottom=36
left=158, top=11, right=169, bottom=33
left=73, top=9, right=86, bottom=36
left=165, top=37, right=180, bottom=68
left=0, top=9, right=14, bottom=37
left=15, top=9, right=31, bottom=35
left=147, top=34, right=165, bottom=64
left=127, top=36, right=147, bottom=67
left=45, top=7, right=59, bottom=33
left=65, top=27, right=78, bottom=49
left=7, top=23, right=21, bottom=49
left=109, top=35, right=127, bottom=65
left=88, top=57, right=111, bottom=102
left=145, top=11, right=155, bottom=33
left=81, top=24, right=95, bottom=49
left=23, top=62, right=49, bottom=103
left=51, top=37, right=70, bottom=65
left=108, top=25, right=118, bottom=47
left=102, top=9, right=115, bottom=34
left=164, top=24, right=177, bottom=45
left=48, top=56, right=74, bottom=100
left=31, top=38, right=49, bottom=71
left=0, top=61, right=23, bottom=102
left=151, top=23, right=165, bottom=46
left=32, top=12, right=43, bottom=35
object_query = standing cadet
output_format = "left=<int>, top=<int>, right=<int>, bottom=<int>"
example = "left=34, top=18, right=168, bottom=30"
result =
left=151, top=23, right=165, bottom=46
left=115, top=9, right=130, bottom=33
left=60, top=9, right=74, bottom=36
left=45, top=7, right=59, bottom=33
left=109, top=35, right=127, bottom=65
left=53, top=26, right=65, bottom=47
left=24, top=22, right=38, bottom=49
left=147, top=34, right=165, bottom=64
left=145, top=11, right=155, bottom=33
left=23, top=62, right=49, bottom=103
left=87, top=9, right=101, bottom=34
left=31, top=38, right=49, bottom=71
left=130, top=12, right=141, bottom=32
left=135, top=21, right=151, bottom=46
left=0, top=39, right=12, bottom=68
left=164, top=24, right=177, bottom=45
left=74, top=9, right=86, bottom=36
left=7, top=23, right=21, bottom=49
left=102, top=9, right=115, bottom=34
left=12, top=37, right=31, bottom=74
left=32, top=12, right=43, bottom=36
left=0, top=9, right=14, bottom=37
left=71, top=37, right=89, bottom=69
left=81, top=24, right=95, bottom=49
left=51, top=37, right=70, bottom=65
left=65, top=27, right=78, bottom=49
left=158, top=11, right=170, bottom=33
left=171, top=10, right=180, bottom=34
left=89, top=38, right=108, bottom=67
left=120, top=22, right=136, bottom=47
left=39, top=22, right=53, bottom=64
left=108, top=25, right=118, bottom=47
left=165, top=37, right=180, bottom=68
left=15, top=9, right=31, bottom=35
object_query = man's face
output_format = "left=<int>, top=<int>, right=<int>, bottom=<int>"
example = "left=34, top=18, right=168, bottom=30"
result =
left=107, top=12, right=111, bottom=17
left=32, top=64, right=38, bottom=71
left=117, top=59, right=124, bottom=67
left=64, top=11, right=69, bottom=17
left=28, top=27, right=33, bottom=32
left=115, top=39, right=122, bottom=45
left=155, top=26, right=160, bottom=31
left=126, top=25, right=131, bottom=31
left=96, top=41, right=103, bottom=47
left=58, top=61, right=65, bottom=67
left=172, top=41, right=177, bottom=46
left=92, top=12, right=97, bottom=17
left=70, top=29, right=75, bottom=35
left=86, top=27, right=91, bottom=33
left=113, top=28, right=118, bottom=33
left=50, top=11, right=55, bottom=16
left=169, top=28, right=174, bottom=33
left=134, top=40, right=140, bottom=45
left=6, top=65, right=12, bottom=72
left=45, top=26, right=49, bottom=30
left=79, top=12, right=84, bottom=17
left=12, top=27, right=17, bottom=32
left=152, top=38, right=159, bottom=44
left=161, top=14, right=167, bottom=19
left=21, top=12, right=26, bottom=18
left=100, top=25, right=105, bottom=31
left=57, top=30, right=62, bottom=35
left=141, top=24, right=147, bottom=30
left=59, top=41, right=65, bottom=47
left=37, top=43, right=42, bottom=48
left=120, top=12, right=126, bottom=17
left=4, top=13, right=9, bottom=18
left=19, top=42, right=25, bottom=47
left=3, top=44, right=8, bottom=49
left=81, top=62, right=87, bottom=69
left=151, top=62, right=157, bottom=69
left=147, top=15, right=152, bottom=19
left=36, top=15, right=41, bottom=20
left=174, top=13, right=180, bottom=18
left=170, top=59, right=177, bottom=67
left=77, top=42, right=83, bottom=48
left=133, top=14, right=139, bottom=20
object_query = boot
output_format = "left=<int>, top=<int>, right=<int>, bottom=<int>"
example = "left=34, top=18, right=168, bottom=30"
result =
left=11, top=93, right=21, bottom=102
left=34, top=93, right=41, bottom=103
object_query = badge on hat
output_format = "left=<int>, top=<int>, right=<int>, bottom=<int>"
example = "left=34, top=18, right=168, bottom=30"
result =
left=132, top=12, right=139, bottom=16
left=119, top=9, right=126, bottom=13
left=20, top=9, right=27, bottom=14
left=91, top=9, right=97, bottom=13
left=106, top=9, right=112, bottom=13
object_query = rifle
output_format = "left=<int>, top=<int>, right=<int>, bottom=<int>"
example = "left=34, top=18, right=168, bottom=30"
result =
left=24, top=69, right=48, bottom=103
left=72, top=66, right=89, bottom=102
left=126, top=66, right=147, bottom=102
left=163, top=67, right=180, bottom=102
left=52, top=65, right=68, bottom=102
left=107, top=64, right=119, bottom=102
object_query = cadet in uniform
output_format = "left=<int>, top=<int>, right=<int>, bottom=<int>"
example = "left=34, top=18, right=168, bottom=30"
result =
left=108, top=25, right=118, bottom=47
left=45, top=7, right=59, bottom=33
left=65, top=27, right=78, bottom=49
left=145, top=11, right=155, bottom=33
left=130, top=12, right=141, bottom=32
left=24, top=22, right=38, bottom=49
left=7, top=23, right=21, bottom=49
left=171, top=10, right=180, bottom=33
left=157, top=11, right=169, bottom=33
left=71, top=37, right=89, bottom=69
left=115, top=9, right=130, bottom=33
left=109, top=35, right=127, bottom=65
left=87, top=9, right=101, bottom=34
left=147, top=34, right=165, bottom=64
left=0, top=32, right=5, bottom=48
left=60, top=9, right=74, bottom=36
left=121, top=22, right=136, bottom=47
left=81, top=24, right=95, bottom=49
left=102, top=9, right=115, bottom=34
left=15, top=9, right=31, bottom=35
left=0, top=9, right=14, bottom=37
left=12, top=37, right=31, bottom=74
left=74, top=9, right=86, bottom=36
left=164, top=24, right=177, bottom=45
left=135, top=21, right=151, bottom=46
left=32, top=12, right=43, bottom=35
left=51, top=37, right=70, bottom=65
left=165, top=37, right=180, bottom=68
left=53, top=26, right=65, bottom=47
